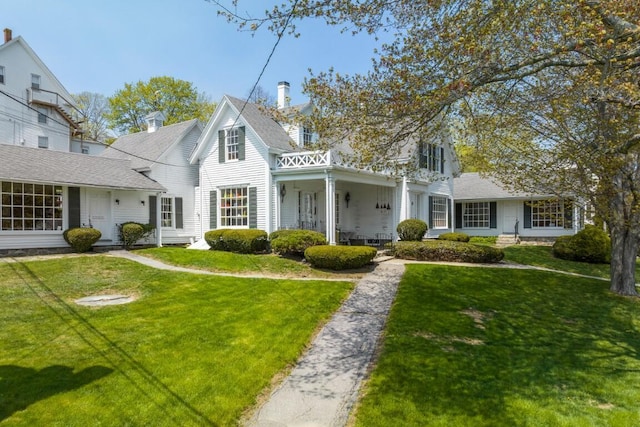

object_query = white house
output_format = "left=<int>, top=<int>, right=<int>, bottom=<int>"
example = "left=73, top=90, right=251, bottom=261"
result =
left=190, top=82, right=461, bottom=246
left=101, top=113, right=203, bottom=245
left=0, top=29, right=167, bottom=253
left=454, top=172, right=583, bottom=242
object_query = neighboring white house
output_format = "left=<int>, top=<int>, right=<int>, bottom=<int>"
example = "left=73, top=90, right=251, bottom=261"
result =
left=101, top=113, right=203, bottom=245
left=190, top=82, right=461, bottom=246
left=454, top=172, right=583, bottom=242
left=0, top=30, right=168, bottom=253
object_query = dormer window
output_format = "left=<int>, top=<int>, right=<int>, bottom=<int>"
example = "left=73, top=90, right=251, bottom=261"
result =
left=0, top=66, right=5, bottom=84
left=303, top=126, right=313, bottom=146
left=31, top=74, right=41, bottom=90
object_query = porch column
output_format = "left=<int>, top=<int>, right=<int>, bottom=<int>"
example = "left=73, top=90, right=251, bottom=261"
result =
left=399, top=177, right=409, bottom=221
left=274, top=180, right=281, bottom=231
left=156, top=191, right=163, bottom=247
left=325, top=173, right=336, bottom=245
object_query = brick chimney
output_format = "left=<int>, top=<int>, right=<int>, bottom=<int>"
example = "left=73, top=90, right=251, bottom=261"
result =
left=4, top=28, right=12, bottom=44
left=277, top=81, right=290, bottom=109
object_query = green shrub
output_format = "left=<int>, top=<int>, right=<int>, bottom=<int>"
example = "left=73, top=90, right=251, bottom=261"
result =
left=63, top=227, right=102, bottom=253
left=204, top=229, right=269, bottom=254
left=270, top=229, right=327, bottom=257
left=304, top=245, right=377, bottom=270
left=394, top=240, right=504, bottom=263
left=469, top=236, right=498, bottom=245
left=396, top=219, right=428, bottom=241
left=438, top=232, right=470, bottom=242
left=552, top=225, right=611, bottom=263
left=119, top=222, right=155, bottom=249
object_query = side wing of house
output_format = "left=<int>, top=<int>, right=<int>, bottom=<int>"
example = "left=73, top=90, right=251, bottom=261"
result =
left=0, top=34, right=80, bottom=152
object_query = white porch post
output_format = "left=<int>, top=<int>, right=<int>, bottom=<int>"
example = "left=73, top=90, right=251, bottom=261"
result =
left=325, top=173, right=336, bottom=245
left=156, top=191, right=163, bottom=247
left=274, top=180, right=281, bottom=231
left=399, top=177, right=409, bottom=221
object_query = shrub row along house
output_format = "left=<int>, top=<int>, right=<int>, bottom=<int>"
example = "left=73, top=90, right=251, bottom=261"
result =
left=0, top=29, right=585, bottom=254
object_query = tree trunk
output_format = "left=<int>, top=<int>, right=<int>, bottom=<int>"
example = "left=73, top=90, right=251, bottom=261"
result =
left=609, top=225, right=639, bottom=296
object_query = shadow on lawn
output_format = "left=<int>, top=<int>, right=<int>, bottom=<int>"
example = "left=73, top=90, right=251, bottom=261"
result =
left=0, top=364, right=113, bottom=421
left=368, top=265, right=640, bottom=424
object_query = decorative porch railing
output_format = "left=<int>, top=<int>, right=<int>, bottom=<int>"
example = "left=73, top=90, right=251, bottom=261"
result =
left=276, top=150, right=340, bottom=169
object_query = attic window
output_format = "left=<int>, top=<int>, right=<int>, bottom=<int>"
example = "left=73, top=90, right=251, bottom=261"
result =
left=226, top=128, right=239, bottom=161
left=31, top=74, right=41, bottom=90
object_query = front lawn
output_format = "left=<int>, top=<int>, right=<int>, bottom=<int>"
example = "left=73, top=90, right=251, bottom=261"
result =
left=354, top=264, right=640, bottom=426
left=0, top=255, right=353, bottom=426
left=503, top=245, right=640, bottom=282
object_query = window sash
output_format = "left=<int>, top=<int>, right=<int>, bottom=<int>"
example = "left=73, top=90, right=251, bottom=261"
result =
left=161, top=197, right=173, bottom=228
left=531, top=200, right=563, bottom=228
left=226, top=128, right=239, bottom=161
left=1, top=181, right=63, bottom=231
left=31, top=74, right=40, bottom=89
left=220, top=187, right=248, bottom=227
left=431, top=196, right=448, bottom=228
left=462, top=202, right=490, bottom=228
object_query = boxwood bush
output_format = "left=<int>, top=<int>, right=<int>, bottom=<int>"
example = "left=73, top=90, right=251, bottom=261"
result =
left=270, top=229, right=327, bottom=257
left=63, top=227, right=102, bottom=253
left=119, top=222, right=155, bottom=249
left=393, top=240, right=504, bottom=263
left=304, top=245, right=378, bottom=270
left=204, top=229, right=269, bottom=254
left=396, top=219, right=428, bottom=241
left=438, top=232, right=470, bottom=242
left=552, top=225, right=611, bottom=263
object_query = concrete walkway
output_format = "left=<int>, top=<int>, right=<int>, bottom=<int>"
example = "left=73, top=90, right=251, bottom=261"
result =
left=246, top=261, right=404, bottom=427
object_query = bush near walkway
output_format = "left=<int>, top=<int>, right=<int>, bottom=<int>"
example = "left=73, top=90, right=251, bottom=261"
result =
left=394, top=240, right=504, bottom=263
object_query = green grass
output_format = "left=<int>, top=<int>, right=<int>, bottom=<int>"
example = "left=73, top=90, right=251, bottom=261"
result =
left=0, top=255, right=353, bottom=426
left=354, top=264, right=640, bottom=426
left=503, top=245, right=640, bottom=282
left=136, top=247, right=370, bottom=279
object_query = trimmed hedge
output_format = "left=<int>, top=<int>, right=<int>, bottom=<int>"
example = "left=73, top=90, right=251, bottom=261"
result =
left=304, top=245, right=377, bottom=270
left=552, top=225, right=611, bottom=263
left=270, top=229, right=327, bottom=257
left=205, top=229, right=269, bottom=254
left=119, top=222, right=155, bottom=249
left=394, top=240, right=504, bottom=263
left=438, top=232, right=470, bottom=242
left=63, top=227, right=102, bottom=253
left=397, top=219, right=428, bottom=241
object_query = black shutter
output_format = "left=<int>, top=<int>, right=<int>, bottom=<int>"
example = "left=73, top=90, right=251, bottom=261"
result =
left=238, top=126, right=246, bottom=161
left=440, top=147, right=445, bottom=173
left=209, top=191, right=217, bottom=229
left=249, top=187, right=257, bottom=229
left=447, top=198, right=452, bottom=229
left=489, top=201, right=497, bottom=229
left=455, top=202, right=462, bottom=229
left=175, top=197, right=183, bottom=229
left=428, top=196, right=433, bottom=229
left=218, top=130, right=225, bottom=163
left=68, top=187, right=80, bottom=228
left=149, top=195, right=157, bottom=227
left=564, top=199, right=573, bottom=229
left=524, top=202, right=532, bottom=228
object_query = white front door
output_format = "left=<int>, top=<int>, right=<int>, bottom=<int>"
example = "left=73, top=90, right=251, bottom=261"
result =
left=409, top=193, right=420, bottom=219
left=88, top=191, right=112, bottom=240
left=300, top=192, right=316, bottom=229
left=502, top=203, right=518, bottom=234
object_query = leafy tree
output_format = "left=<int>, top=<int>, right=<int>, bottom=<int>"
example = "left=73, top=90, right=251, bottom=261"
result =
left=72, top=92, right=111, bottom=142
left=216, top=0, right=640, bottom=296
left=106, top=76, right=216, bottom=134
left=246, top=85, right=276, bottom=105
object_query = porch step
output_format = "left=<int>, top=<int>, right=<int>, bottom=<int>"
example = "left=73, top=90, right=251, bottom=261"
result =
left=496, top=234, right=520, bottom=247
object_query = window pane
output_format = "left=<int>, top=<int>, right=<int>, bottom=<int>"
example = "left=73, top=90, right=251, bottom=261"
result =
left=220, top=187, right=248, bottom=227
left=0, top=182, right=63, bottom=232
left=161, top=197, right=173, bottom=227
left=432, top=196, right=448, bottom=228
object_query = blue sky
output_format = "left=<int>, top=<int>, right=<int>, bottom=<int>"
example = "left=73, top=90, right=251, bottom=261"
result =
left=4, top=0, right=383, bottom=105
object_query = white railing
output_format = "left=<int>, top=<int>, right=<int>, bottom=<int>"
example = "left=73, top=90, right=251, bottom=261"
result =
left=276, top=150, right=333, bottom=169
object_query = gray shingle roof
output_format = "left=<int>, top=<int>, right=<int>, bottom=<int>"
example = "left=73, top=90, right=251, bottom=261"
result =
left=225, top=96, right=297, bottom=151
left=454, top=172, right=534, bottom=200
left=101, top=119, right=201, bottom=169
left=0, top=144, right=165, bottom=191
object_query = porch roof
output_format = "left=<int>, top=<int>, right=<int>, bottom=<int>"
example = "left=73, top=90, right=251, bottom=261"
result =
left=0, top=144, right=165, bottom=191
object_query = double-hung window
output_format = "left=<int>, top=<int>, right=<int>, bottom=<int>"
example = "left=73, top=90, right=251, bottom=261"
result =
left=220, top=187, right=248, bottom=227
left=419, top=143, right=444, bottom=173
left=431, top=196, right=448, bottom=228
left=463, top=202, right=490, bottom=228
left=38, top=136, right=48, bottom=149
left=0, top=66, right=5, bottom=84
left=531, top=200, right=564, bottom=228
left=226, top=128, right=239, bottom=161
left=31, top=74, right=41, bottom=90
left=161, top=197, right=173, bottom=227
left=303, top=126, right=313, bottom=146
left=37, top=106, right=47, bottom=124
